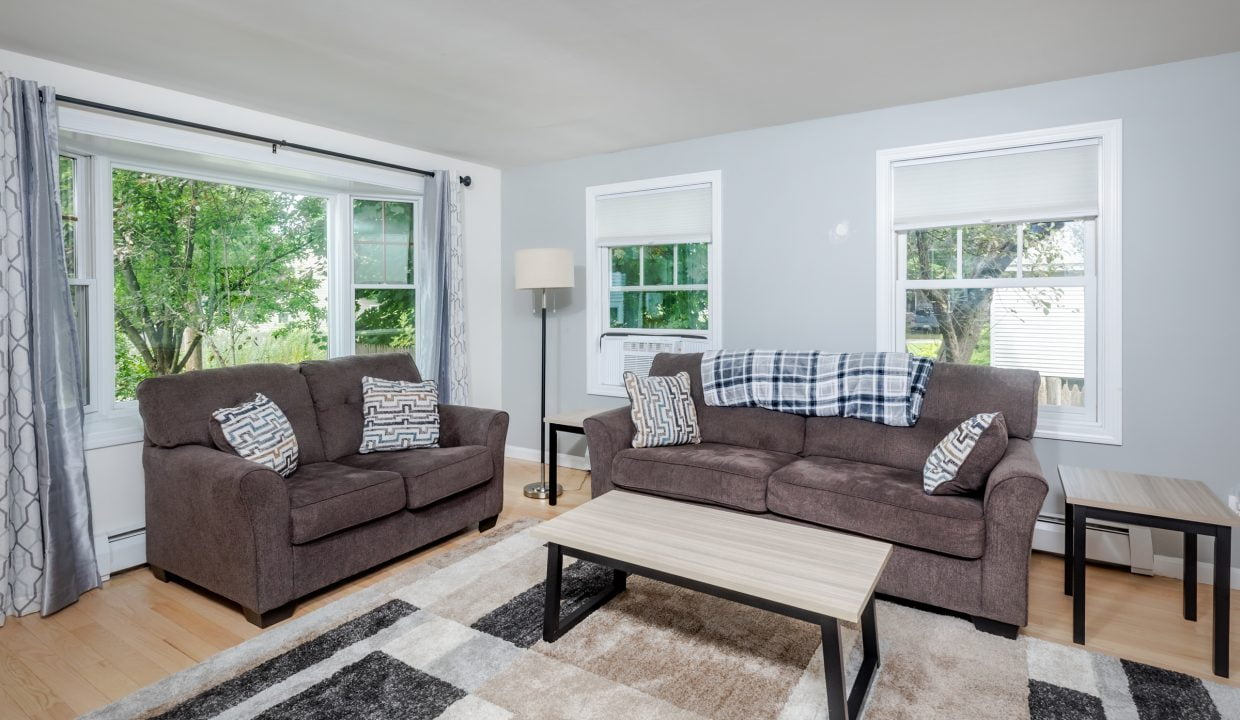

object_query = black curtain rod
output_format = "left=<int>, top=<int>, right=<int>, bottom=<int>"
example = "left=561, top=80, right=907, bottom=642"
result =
left=52, top=94, right=473, bottom=187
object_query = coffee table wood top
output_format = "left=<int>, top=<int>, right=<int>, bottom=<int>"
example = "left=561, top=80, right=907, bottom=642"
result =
left=1059, top=465, right=1239, bottom=527
left=529, top=490, right=892, bottom=623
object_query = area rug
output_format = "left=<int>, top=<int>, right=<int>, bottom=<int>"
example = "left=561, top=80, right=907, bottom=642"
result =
left=85, top=520, right=1240, bottom=720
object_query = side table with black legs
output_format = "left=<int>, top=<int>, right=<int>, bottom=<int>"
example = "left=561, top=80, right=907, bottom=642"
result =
left=1060, top=465, right=1238, bottom=678
left=542, top=408, right=612, bottom=506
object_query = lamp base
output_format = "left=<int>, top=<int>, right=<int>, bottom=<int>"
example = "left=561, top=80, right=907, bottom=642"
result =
left=523, top=482, right=564, bottom=500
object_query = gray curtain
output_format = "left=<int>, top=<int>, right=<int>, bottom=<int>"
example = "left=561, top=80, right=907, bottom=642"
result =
left=0, top=74, right=99, bottom=624
left=416, top=171, right=469, bottom=404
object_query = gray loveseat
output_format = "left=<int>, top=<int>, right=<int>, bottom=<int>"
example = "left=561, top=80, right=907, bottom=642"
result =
left=585, top=352, right=1048, bottom=635
left=136, top=353, right=508, bottom=626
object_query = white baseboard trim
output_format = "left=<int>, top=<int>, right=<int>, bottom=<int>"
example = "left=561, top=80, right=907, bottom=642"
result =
left=1032, top=518, right=1240, bottom=589
left=505, top=445, right=591, bottom=471
left=94, top=528, right=147, bottom=580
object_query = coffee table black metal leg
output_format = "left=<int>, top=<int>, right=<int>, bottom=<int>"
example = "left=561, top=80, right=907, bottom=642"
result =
left=821, top=619, right=848, bottom=720
left=1185, top=532, right=1198, bottom=621
left=543, top=542, right=564, bottom=642
left=1073, top=507, right=1087, bottom=644
left=1214, top=526, right=1230, bottom=678
left=548, top=426, right=558, bottom=506
left=820, top=597, right=880, bottom=720
left=1064, top=502, right=1074, bottom=596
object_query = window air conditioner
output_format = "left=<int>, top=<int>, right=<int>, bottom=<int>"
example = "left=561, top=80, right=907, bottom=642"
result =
left=600, top=334, right=710, bottom=387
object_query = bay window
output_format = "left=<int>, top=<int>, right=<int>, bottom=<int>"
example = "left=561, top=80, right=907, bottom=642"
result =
left=876, top=122, right=1122, bottom=443
left=58, top=109, right=424, bottom=448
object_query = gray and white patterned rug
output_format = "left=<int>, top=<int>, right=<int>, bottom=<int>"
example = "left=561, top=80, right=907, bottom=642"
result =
left=85, top=520, right=1240, bottom=719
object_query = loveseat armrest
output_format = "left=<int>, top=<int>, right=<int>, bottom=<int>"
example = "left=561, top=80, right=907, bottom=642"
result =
left=979, top=438, right=1049, bottom=626
left=583, top=406, right=634, bottom=498
left=143, top=444, right=293, bottom=613
left=438, top=405, right=509, bottom=518
left=438, top=404, right=509, bottom=451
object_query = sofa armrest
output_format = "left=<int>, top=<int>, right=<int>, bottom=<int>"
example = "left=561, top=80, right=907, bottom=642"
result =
left=583, top=406, right=633, bottom=498
left=143, top=444, right=293, bottom=613
left=979, top=438, right=1049, bottom=625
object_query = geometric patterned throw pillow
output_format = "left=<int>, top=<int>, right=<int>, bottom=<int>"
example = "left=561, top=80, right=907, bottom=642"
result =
left=923, top=411, right=1008, bottom=495
left=359, top=376, right=440, bottom=453
left=211, top=393, right=299, bottom=478
left=623, top=370, right=702, bottom=449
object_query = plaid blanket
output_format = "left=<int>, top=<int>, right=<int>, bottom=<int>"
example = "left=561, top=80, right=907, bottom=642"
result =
left=701, top=350, right=934, bottom=426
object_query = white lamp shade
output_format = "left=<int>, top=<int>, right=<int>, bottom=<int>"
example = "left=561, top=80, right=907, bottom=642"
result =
left=515, top=247, right=575, bottom=289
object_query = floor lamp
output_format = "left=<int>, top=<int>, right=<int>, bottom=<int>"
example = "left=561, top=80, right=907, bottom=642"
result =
left=515, top=248, right=575, bottom=500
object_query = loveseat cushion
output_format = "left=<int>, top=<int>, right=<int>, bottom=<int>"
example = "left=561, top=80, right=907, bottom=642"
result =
left=611, top=442, right=798, bottom=512
left=767, top=455, right=986, bottom=558
left=286, top=462, right=406, bottom=544
left=338, top=445, right=492, bottom=509
left=300, top=353, right=423, bottom=461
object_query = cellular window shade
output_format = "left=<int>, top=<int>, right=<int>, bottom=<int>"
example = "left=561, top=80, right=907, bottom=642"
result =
left=893, top=142, right=1099, bottom=230
left=595, top=184, right=713, bottom=246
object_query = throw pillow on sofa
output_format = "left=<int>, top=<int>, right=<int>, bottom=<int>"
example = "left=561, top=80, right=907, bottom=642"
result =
left=923, top=412, right=1008, bottom=495
left=359, top=376, right=440, bottom=453
left=624, top=370, right=702, bottom=448
left=210, top=393, right=299, bottom=477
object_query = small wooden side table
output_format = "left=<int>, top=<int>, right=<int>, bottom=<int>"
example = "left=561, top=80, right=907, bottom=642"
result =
left=542, top=408, right=612, bottom=506
left=1060, top=465, right=1239, bottom=677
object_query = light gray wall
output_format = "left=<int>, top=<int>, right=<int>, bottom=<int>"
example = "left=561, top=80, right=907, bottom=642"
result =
left=501, top=52, right=1240, bottom=561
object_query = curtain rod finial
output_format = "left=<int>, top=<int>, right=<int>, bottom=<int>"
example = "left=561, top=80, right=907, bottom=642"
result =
left=459, top=175, right=472, bottom=187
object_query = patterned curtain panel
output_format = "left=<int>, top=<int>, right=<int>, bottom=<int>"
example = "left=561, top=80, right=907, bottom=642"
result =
left=415, top=171, right=469, bottom=404
left=0, top=75, right=100, bottom=624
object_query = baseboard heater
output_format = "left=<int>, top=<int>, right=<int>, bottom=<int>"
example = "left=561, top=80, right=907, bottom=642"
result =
left=93, top=527, right=147, bottom=580
left=1032, top=512, right=1154, bottom=575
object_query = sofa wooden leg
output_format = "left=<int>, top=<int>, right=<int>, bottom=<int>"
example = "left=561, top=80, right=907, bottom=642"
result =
left=973, top=616, right=1020, bottom=639
left=244, top=604, right=295, bottom=628
left=479, top=515, right=499, bottom=533
left=150, top=565, right=173, bottom=583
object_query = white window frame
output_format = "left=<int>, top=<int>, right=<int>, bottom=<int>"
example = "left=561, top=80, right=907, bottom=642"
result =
left=58, top=107, right=425, bottom=448
left=347, top=194, right=422, bottom=356
left=875, top=120, right=1122, bottom=445
left=585, top=171, right=723, bottom=397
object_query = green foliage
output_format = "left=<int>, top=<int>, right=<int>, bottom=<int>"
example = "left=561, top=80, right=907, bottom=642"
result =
left=608, top=243, right=710, bottom=330
left=355, top=288, right=415, bottom=351
left=111, top=169, right=328, bottom=397
left=905, top=221, right=1068, bottom=364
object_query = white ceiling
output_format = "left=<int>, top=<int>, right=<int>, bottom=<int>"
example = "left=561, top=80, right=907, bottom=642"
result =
left=3, top=1, right=1239, bottom=167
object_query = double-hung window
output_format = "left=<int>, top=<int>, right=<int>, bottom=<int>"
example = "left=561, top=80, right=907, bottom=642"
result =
left=59, top=153, right=93, bottom=407
left=876, top=121, right=1122, bottom=443
left=586, top=172, right=722, bottom=396
left=351, top=198, right=418, bottom=355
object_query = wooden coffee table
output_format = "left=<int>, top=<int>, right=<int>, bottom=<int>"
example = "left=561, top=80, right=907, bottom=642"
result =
left=530, top=491, right=892, bottom=720
left=1061, top=465, right=1239, bottom=677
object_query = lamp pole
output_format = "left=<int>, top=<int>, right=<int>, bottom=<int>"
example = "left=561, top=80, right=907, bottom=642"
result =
left=524, top=286, right=562, bottom=500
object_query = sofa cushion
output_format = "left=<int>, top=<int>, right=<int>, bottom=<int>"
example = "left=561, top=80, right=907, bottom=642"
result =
left=338, top=445, right=492, bottom=509
left=767, top=455, right=986, bottom=559
left=136, top=362, right=326, bottom=463
left=624, top=370, right=701, bottom=448
left=611, top=442, right=798, bottom=512
left=286, top=462, right=406, bottom=544
left=647, top=353, right=806, bottom=455
left=300, top=353, right=422, bottom=461
left=924, top=412, right=1009, bottom=495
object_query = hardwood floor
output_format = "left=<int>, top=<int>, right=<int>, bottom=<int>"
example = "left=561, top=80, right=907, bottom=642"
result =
left=0, top=458, right=1235, bottom=718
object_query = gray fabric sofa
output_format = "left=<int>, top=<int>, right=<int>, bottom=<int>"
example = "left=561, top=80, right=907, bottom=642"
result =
left=136, top=352, right=508, bottom=627
left=585, top=352, right=1048, bottom=635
